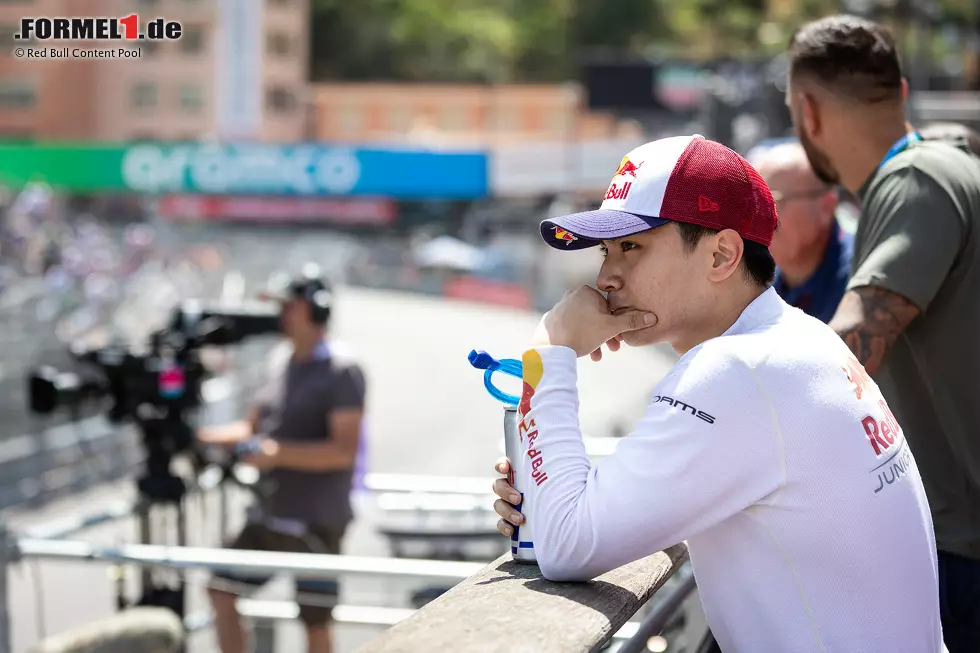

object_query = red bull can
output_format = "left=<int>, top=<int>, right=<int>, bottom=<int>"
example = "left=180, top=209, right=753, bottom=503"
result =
left=504, top=406, right=535, bottom=563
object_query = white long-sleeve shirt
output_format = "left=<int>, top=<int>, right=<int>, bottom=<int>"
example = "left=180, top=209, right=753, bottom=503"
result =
left=518, top=287, right=944, bottom=653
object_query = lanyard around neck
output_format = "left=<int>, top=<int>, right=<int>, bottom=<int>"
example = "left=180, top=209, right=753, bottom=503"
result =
left=879, top=131, right=922, bottom=170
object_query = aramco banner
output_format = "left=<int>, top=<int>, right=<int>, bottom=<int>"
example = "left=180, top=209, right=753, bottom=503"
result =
left=0, top=142, right=489, bottom=199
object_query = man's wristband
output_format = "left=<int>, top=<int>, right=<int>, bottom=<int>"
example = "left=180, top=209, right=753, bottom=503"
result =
left=234, top=436, right=263, bottom=458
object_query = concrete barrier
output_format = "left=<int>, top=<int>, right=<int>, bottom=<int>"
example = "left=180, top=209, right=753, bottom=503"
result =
left=357, top=544, right=689, bottom=653
left=29, top=607, right=183, bottom=653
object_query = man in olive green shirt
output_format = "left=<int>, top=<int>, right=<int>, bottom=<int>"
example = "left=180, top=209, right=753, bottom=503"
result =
left=787, top=16, right=980, bottom=651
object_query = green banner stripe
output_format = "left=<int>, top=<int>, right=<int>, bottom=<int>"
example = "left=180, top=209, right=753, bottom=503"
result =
left=0, top=144, right=126, bottom=191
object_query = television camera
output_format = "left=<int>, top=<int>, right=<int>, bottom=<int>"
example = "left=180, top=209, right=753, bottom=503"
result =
left=25, top=299, right=282, bottom=616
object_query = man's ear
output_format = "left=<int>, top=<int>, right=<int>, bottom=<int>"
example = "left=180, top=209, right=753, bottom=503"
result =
left=707, top=229, right=744, bottom=283
left=802, top=91, right=822, bottom=138
left=901, top=77, right=909, bottom=101
left=817, top=188, right=839, bottom=223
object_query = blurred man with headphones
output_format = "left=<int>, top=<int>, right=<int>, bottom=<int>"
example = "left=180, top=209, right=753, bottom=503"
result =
left=198, top=264, right=366, bottom=653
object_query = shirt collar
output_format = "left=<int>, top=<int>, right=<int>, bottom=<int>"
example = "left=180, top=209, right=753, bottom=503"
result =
left=858, top=132, right=923, bottom=201
left=290, top=338, right=331, bottom=364
left=722, top=286, right=786, bottom=338
left=313, top=338, right=331, bottom=360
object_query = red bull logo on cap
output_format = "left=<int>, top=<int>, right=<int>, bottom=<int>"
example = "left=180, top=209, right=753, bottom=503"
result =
left=605, top=182, right=632, bottom=201
left=604, top=155, right=643, bottom=202
left=614, top=155, right=643, bottom=178
left=552, top=226, right=577, bottom=245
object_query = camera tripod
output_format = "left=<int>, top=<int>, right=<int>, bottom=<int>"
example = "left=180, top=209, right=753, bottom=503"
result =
left=113, top=411, right=264, bottom=626
left=113, top=413, right=196, bottom=620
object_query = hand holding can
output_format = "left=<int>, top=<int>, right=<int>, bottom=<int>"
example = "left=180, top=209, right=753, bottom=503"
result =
left=493, top=458, right=525, bottom=537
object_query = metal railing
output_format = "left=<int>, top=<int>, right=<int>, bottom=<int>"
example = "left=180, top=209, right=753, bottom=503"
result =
left=0, top=471, right=698, bottom=653
left=1, top=532, right=694, bottom=653
left=14, top=537, right=485, bottom=583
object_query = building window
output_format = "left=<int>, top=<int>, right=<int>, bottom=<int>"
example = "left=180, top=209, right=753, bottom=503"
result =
left=0, top=82, right=36, bottom=109
left=180, top=26, right=205, bottom=54
left=440, top=105, right=467, bottom=131
left=266, top=87, right=297, bottom=113
left=547, top=110, right=571, bottom=134
left=131, top=83, right=157, bottom=109
left=267, top=31, right=291, bottom=57
left=3, top=22, right=35, bottom=44
left=387, top=106, right=413, bottom=131
left=0, top=130, right=34, bottom=142
left=494, top=106, right=520, bottom=131
left=338, top=105, right=362, bottom=132
left=178, top=84, right=203, bottom=111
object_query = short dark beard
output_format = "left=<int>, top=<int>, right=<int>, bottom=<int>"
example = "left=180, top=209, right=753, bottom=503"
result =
left=798, top=128, right=840, bottom=186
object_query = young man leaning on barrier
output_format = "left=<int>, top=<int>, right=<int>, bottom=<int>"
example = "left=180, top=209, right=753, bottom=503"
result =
left=491, top=135, right=946, bottom=652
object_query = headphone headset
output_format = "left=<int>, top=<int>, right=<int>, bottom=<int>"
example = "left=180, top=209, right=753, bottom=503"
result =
left=289, top=265, right=332, bottom=325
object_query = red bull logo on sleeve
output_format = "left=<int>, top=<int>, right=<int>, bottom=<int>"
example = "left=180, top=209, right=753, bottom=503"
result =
left=552, top=226, right=577, bottom=245
left=518, top=350, right=548, bottom=487
left=518, top=349, right=543, bottom=422
left=843, top=356, right=873, bottom=401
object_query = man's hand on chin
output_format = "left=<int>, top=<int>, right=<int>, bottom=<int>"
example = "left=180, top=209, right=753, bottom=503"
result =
left=532, top=286, right=656, bottom=360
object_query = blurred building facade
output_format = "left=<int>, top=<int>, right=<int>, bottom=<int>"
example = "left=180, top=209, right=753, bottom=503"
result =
left=0, top=0, right=309, bottom=142
left=312, top=83, right=642, bottom=146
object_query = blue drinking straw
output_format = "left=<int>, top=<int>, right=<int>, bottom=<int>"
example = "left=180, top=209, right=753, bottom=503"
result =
left=467, top=349, right=523, bottom=407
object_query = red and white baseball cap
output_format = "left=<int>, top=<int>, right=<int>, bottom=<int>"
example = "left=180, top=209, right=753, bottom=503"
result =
left=541, top=135, right=778, bottom=250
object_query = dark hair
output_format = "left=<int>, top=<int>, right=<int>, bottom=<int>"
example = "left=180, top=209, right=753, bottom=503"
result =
left=919, top=122, right=980, bottom=157
left=787, top=15, right=903, bottom=104
left=675, top=222, right=776, bottom=288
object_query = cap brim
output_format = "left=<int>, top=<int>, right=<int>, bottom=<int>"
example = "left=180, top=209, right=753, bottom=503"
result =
left=540, top=209, right=670, bottom=250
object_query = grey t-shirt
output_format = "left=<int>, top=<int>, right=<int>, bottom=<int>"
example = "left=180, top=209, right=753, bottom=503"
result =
left=852, top=139, right=980, bottom=560
left=251, top=339, right=366, bottom=529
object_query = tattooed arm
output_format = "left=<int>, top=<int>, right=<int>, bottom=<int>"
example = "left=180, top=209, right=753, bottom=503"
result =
left=834, top=169, right=962, bottom=375
left=829, top=285, right=921, bottom=375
